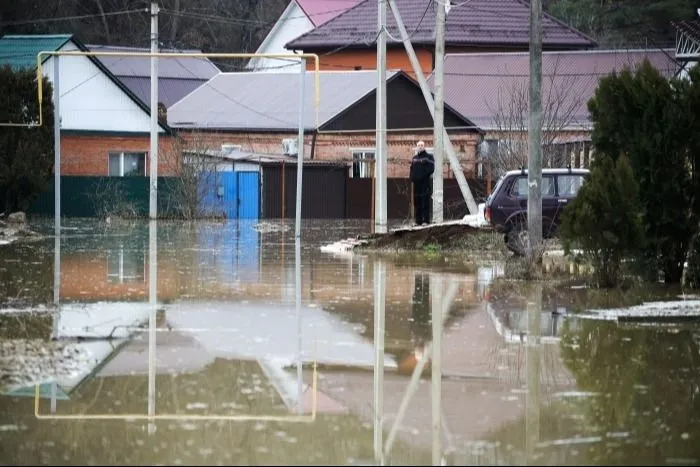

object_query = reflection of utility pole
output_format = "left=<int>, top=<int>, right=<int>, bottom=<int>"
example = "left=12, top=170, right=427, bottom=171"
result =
left=373, top=260, right=387, bottom=464
left=525, top=282, right=542, bottom=463
left=527, top=0, right=543, bottom=258
left=431, top=274, right=444, bottom=465
left=384, top=277, right=459, bottom=462
left=432, top=0, right=446, bottom=224
left=147, top=220, right=158, bottom=435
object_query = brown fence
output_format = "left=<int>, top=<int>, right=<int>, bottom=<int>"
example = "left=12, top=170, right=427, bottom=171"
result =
left=261, top=161, right=348, bottom=219
left=261, top=161, right=488, bottom=220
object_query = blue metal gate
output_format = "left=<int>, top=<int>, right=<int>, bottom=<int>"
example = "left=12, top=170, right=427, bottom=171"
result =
left=236, top=171, right=260, bottom=219
left=199, top=170, right=259, bottom=219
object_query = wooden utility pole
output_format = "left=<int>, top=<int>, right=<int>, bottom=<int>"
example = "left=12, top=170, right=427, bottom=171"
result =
left=432, top=0, right=446, bottom=224
left=527, top=0, right=543, bottom=258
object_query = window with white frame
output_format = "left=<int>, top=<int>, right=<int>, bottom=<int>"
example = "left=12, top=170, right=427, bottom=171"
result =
left=350, top=149, right=375, bottom=178
left=108, top=152, right=146, bottom=176
left=106, top=245, right=145, bottom=284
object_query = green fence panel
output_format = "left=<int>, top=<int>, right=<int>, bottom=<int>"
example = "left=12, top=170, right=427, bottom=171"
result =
left=26, top=176, right=181, bottom=218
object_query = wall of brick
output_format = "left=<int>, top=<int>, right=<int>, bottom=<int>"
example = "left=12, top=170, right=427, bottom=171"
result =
left=60, top=134, right=178, bottom=176
left=178, top=130, right=482, bottom=178
left=304, top=46, right=529, bottom=74
left=307, top=48, right=434, bottom=75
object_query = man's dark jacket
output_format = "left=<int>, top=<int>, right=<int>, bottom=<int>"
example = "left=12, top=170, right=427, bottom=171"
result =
left=410, top=150, right=435, bottom=182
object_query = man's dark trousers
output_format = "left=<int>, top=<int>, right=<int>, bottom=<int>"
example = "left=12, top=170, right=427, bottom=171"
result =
left=413, top=179, right=432, bottom=225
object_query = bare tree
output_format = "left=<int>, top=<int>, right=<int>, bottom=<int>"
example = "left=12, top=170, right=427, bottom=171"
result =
left=159, top=135, right=227, bottom=220
left=486, top=56, right=586, bottom=177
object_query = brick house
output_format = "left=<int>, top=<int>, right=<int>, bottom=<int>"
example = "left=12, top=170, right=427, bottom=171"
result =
left=435, top=48, right=680, bottom=176
left=0, top=34, right=174, bottom=177
left=167, top=69, right=483, bottom=179
left=283, top=0, right=597, bottom=75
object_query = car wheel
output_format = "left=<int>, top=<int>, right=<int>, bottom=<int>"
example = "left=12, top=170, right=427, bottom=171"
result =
left=506, top=223, right=530, bottom=256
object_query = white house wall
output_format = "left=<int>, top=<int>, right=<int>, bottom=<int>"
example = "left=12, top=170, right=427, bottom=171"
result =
left=43, top=41, right=162, bottom=133
left=247, top=1, right=313, bottom=73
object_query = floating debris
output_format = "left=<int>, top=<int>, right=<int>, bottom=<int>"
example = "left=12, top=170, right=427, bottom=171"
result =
left=253, top=222, right=290, bottom=233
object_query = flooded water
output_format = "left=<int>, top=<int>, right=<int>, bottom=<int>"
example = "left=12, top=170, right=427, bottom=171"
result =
left=1, top=218, right=699, bottom=466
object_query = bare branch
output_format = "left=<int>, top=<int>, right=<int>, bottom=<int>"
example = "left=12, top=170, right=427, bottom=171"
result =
left=485, top=56, right=586, bottom=176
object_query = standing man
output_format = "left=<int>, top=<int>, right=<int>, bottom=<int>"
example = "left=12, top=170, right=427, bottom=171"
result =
left=409, top=140, right=435, bottom=225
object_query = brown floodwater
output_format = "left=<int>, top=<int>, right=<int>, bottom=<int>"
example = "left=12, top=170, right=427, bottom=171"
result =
left=1, top=218, right=698, bottom=466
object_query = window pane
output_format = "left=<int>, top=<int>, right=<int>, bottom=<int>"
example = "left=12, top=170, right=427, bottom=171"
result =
left=123, top=152, right=145, bottom=176
left=558, top=174, right=585, bottom=196
left=542, top=176, right=554, bottom=196
left=512, top=177, right=528, bottom=196
left=108, top=153, right=121, bottom=176
left=512, top=175, right=555, bottom=197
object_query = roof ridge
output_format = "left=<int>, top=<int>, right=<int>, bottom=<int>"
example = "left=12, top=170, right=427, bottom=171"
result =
left=445, top=48, right=675, bottom=58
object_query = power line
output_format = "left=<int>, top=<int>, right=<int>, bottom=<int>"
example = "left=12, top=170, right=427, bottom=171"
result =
left=0, top=9, right=148, bottom=27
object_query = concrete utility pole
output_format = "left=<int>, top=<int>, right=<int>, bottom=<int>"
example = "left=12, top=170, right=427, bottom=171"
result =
left=375, top=0, right=388, bottom=233
left=149, top=1, right=159, bottom=219
left=527, top=0, right=543, bottom=257
left=53, top=56, right=61, bottom=230
left=386, top=0, right=478, bottom=215
left=432, top=0, right=446, bottom=224
left=295, top=58, right=306, bottom=239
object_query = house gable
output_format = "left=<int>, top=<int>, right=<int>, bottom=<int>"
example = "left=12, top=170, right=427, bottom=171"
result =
left=248, top=1, right=314, bottom=71
left=320, top=72, right=479, bottom=132
left=0, top=34, right=169, bottom=134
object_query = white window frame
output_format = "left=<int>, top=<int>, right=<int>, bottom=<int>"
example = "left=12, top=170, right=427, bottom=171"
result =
left=350, top=148, right=376, bottom=179
left=106, top=245, right=146, bottom=284
left=108, top=151, right=147, bottom=177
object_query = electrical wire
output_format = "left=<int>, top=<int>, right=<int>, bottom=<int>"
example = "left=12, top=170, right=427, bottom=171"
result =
left=0, top=9, right=148, bottom=27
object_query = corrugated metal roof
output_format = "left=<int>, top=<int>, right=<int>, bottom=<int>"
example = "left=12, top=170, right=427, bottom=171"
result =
left=87, top=44, right=220, bottom=79
left=86, top=45, right=219, bottom=108
left=286, top=0, right=596, bottom=50
left=184, top=147, right=345, bottom=165
left=437, top=49, right=679, bottom=131
left=168, top=70, right=397, bottom=131
left=0, top=34, right=72, bottom=70
left=118, top=76, right=208, bottom=108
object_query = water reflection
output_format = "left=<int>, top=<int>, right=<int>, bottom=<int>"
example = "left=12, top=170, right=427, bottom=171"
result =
left=1, top=219, right=699, bottom=465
